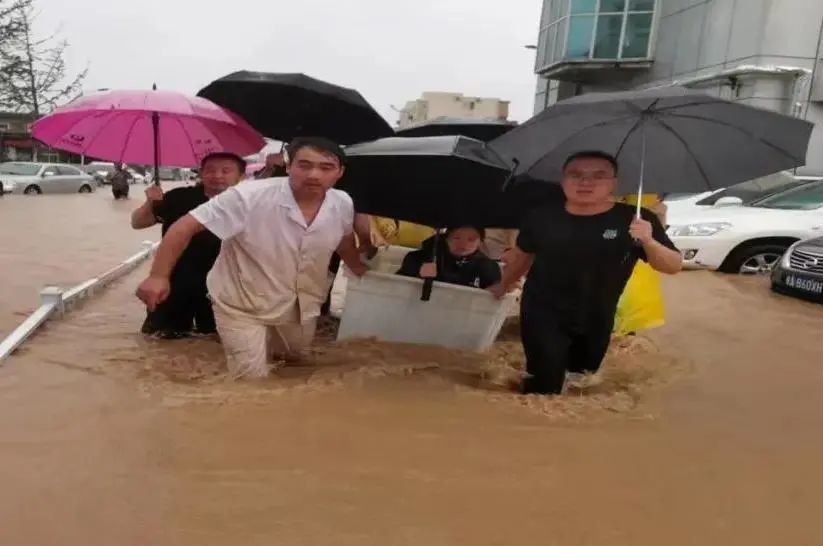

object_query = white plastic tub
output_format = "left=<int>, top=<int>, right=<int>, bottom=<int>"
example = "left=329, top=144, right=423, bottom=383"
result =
left=365, top=245, right=413, bottom=274
left=337, top=271, right=516, bottom=351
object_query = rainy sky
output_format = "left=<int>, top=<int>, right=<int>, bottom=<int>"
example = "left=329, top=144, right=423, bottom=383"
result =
left=35, top=0, right=544, bottom=127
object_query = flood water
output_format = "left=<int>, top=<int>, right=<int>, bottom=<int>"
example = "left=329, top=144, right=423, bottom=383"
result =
left=2, top=187, right=823, bottom=545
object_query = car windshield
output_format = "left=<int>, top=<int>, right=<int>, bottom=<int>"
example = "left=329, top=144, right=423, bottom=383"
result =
left=696, top=172, right=803, bottom=205
left=0, top=162, right=41, bottom=176
left=663, top=193, right=698, bottom=202
left=751, top=181, right=823, bottom=210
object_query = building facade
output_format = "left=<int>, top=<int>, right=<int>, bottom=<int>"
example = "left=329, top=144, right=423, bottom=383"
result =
left=0, top=112, right=79, bottom=163
left=397, top=92, right=510, bottom=128
left=533, top=0, right=823, bottom=173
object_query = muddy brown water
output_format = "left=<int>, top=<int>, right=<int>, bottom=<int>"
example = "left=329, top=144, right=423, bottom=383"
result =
left=1, top=189, right=823, bottom=545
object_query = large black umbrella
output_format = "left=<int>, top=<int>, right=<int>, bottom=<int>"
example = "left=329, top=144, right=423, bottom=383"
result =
left=395, top=117, right=517, bottom=142
left=490, top=86, right=814, bottom=214
left=340, top=135, right=534, bottom=229
left=197, top=71, right=393, bottom=145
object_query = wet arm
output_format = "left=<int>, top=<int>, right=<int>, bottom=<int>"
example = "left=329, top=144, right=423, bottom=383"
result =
left=336, top=233, right=366, bottom=274
left=131, top=200, right=158, bottom=229
left=642, top=240, right=682, bottom=274
left=498, top=246, right=533, bottom=291
left=353, top=213, right=376, bottom=257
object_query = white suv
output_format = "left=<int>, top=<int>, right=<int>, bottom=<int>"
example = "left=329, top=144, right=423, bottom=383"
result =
left=668, top=179, right=823, bottom=275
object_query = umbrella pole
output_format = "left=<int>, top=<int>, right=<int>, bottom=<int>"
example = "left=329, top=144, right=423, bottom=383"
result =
left=152, top=111, right=161, bottom=187
left=421, top=230, right=440, bottom=302
left=636, top=129, right=647, bottom=219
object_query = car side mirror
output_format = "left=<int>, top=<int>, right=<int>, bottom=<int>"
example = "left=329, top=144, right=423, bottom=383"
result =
left=714, top=196, right=743, bottom=207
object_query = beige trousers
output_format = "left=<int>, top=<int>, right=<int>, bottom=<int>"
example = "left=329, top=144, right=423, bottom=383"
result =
left=213, top=307, right=317, bottom=380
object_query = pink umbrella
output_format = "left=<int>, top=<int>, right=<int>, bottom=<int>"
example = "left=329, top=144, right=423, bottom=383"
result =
left=32, top=86, right=265, bottom=183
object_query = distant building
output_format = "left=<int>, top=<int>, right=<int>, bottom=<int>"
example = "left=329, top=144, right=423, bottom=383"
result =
left=0, top=111, right=81, bottom=163
left=532, top=0, right=823, bottom=174
left=397, top=92, right=510, bottom=128
left=0, top=112, right=37, bottom=162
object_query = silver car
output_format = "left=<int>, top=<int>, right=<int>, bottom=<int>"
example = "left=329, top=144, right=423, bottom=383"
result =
left=0, top=162, right=97, bottom=195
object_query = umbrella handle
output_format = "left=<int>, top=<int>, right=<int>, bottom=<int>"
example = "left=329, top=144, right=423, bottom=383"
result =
left=501, top=158, right=520, bottom=191
left=635, top=129, right=647, bottom=219
left=421, top=278, right=434, bottom=301
left=420, top=229, right=441, bottom=302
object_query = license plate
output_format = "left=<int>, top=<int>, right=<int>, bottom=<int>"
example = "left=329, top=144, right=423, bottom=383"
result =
left=784, top=273, right=823, bottom=295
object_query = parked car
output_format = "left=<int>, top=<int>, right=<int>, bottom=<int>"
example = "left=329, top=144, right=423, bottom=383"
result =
left=84, top=162, right=116, bottom=185
left=144, top=167, right=184, bottom=184
left=0, top=162, right=96, bottom=195
left=771, top=236, right=823, bottom=303
left=85, top=162, right=145, bottom=185
left=665, top=171, right=819, bottom=218
left=667, top=179, right=823, bottom=275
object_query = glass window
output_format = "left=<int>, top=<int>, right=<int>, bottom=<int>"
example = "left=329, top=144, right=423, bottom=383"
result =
left=622, top=13, right=652, bottom=57
left=593, top=14, right=623, bottom=58
left=754, top=181, right=823, bottom=210
left=542, top=0, right=554, bottom=25
left=697, top=174, right=802, bottom=205
left=553, top=18, right=568, bottom=61
left=57, top=166, right=82, bottom=175
left=629, top=0, right=655, bottom=10
left=545, top=25, right=557, bottom=64
left=551, top=0, right=570, bottom=21
left=600, top=0, right=626, bottom=12
left=536, top=27, right=548, bottom=68
left=570, top=0, right=596, bottom=14
left=43, top=166, right=58, bottom=176
left=567, top=15, right=595, bottom=58
left=0, top=162, right=41, bottom=175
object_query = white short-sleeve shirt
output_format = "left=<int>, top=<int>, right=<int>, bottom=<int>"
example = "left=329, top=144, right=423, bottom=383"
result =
left=190, top=178, right=354, bottom=324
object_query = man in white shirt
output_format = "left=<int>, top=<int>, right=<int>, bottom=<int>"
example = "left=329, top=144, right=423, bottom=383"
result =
left=136, top=138, right=367, bottom=379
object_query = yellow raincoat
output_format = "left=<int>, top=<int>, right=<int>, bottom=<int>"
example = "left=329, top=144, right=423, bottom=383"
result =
left=614, top=194, right=667, bottom=334
left=370, top=217, right=436, bottom=249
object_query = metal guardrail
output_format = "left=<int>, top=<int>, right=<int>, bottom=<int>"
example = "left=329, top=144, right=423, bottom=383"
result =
left=0, top=240, right=159, bottom=363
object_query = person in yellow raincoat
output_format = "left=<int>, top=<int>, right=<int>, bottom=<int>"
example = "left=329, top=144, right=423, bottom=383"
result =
left=614, top=193, right=669, bottom=334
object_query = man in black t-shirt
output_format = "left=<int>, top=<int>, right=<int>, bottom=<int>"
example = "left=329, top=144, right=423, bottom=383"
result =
left=130, top=152, right=246, bottom=338
left=490, top=151, right=682, bottom=395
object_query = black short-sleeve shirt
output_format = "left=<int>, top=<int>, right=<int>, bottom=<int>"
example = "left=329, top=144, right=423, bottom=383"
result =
left=517, top=202, right=677, bottom=327
left=154, top=185, right=221, bottom=291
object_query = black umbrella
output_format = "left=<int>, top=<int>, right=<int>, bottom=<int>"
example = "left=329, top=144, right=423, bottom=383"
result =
left=340, top=136, right=558, bottom=300
left=395, top=117, right=517, bottom=142
left=197, top=71, right=393, bottom=145
left=490, top=86, right=815, bottom=216
left=340, top=135, right=524, bottom=228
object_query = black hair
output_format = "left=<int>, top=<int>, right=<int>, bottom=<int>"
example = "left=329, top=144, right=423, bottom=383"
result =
left=446, top=225, right=486, bottom=240
left=287, top=137, right=347, bottom=167
left=562, top=150, right=618, bottom=175
left=201, top=152, right=246, bottom=173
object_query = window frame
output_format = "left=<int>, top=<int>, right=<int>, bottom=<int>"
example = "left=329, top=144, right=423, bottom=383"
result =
left=537, top=0, right=656, bottom=69
left=57, top=165, right=83, bottom=176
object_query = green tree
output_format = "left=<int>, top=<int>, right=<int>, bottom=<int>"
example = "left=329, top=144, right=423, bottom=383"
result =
left=0, top=0, right=86, bottom=115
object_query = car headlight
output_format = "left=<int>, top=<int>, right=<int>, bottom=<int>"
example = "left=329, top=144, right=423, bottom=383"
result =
left=667, top=222, right=733, bottom=237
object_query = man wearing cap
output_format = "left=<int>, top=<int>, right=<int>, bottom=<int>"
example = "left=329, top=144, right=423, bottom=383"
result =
left=136, top=137, right=368, bottom=379
left=131, top=151, right=246, bottom=338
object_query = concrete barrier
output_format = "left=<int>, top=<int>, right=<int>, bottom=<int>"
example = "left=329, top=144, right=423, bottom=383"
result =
left=0, top=240, right=158, bottom=363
